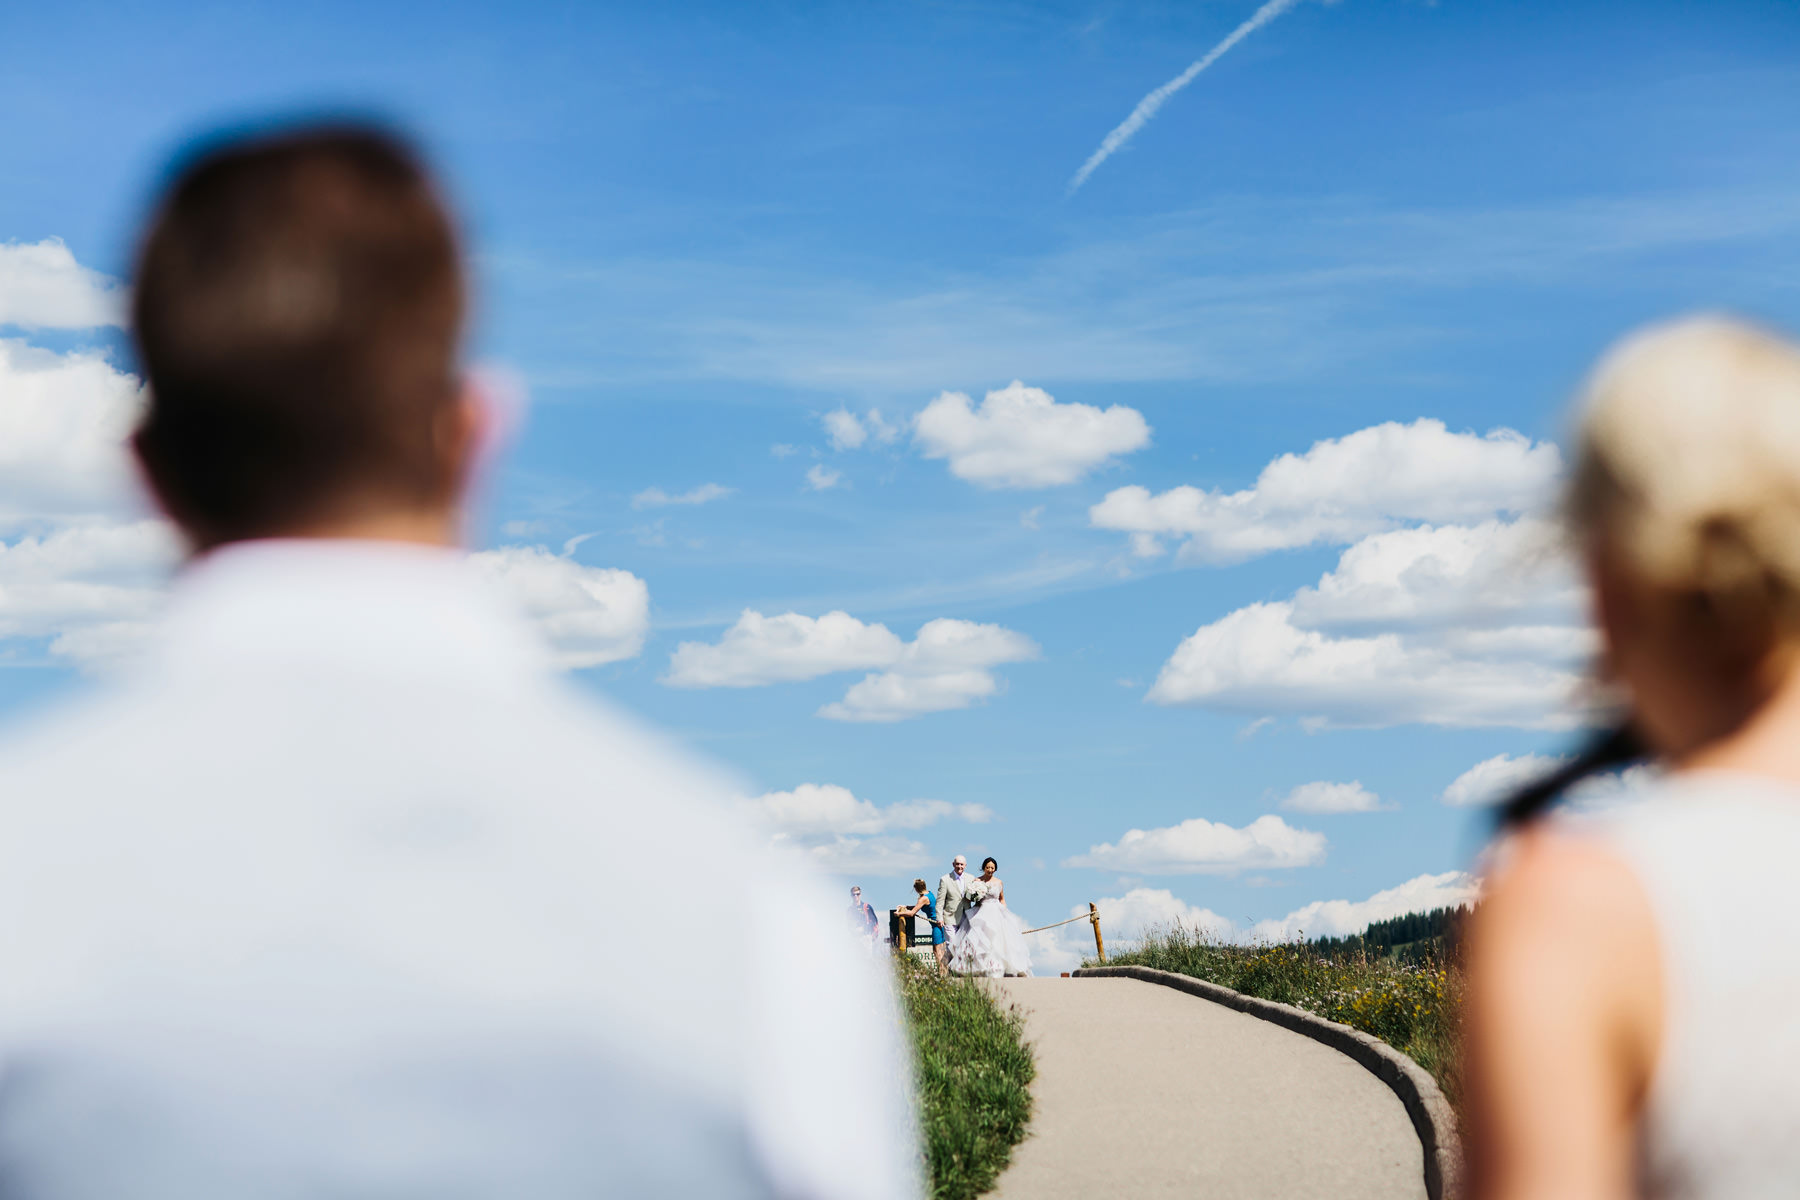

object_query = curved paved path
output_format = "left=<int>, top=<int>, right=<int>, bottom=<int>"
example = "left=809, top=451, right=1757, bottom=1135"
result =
left=989, top=977, right=1426, bottom=1200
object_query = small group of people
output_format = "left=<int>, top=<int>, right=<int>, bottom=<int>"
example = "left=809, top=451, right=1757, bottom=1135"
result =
left=852, top=855, right=1032, bottom=978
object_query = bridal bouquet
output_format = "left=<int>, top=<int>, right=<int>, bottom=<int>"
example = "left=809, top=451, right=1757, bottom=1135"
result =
left=963, top=880, right=989, bottom=909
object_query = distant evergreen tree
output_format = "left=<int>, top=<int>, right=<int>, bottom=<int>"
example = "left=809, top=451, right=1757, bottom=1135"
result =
left=1303, top=904, right=1472, bottom=964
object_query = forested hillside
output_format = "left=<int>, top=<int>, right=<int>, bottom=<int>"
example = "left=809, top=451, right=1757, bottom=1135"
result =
left=1306, top=904, right=1472, bottom=964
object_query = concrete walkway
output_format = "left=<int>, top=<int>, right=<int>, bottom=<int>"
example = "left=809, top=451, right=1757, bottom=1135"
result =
left=988, top=977, right=1426, bottom=1200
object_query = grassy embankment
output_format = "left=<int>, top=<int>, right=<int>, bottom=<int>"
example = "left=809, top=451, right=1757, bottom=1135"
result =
left=895, top=954, right=1035, bottom=1200
left=1099, top=922, right=1465, bottom=1115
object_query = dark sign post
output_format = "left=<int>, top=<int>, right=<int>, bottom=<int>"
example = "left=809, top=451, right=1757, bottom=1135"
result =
left=889, top=907, right=934, bottom=952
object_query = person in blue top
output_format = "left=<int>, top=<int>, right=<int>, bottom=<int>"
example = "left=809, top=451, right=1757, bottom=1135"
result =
left=897, top=878, right=949, bottom=971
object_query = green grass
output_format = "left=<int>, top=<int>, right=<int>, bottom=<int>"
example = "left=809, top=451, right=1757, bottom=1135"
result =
left=1099, top=924, right=1464, bottom=1116
left=896, top=954, right=1036, bottom=1200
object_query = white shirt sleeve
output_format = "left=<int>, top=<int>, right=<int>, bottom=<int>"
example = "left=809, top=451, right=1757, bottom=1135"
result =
left=744, top=873, right=921, bottom=1200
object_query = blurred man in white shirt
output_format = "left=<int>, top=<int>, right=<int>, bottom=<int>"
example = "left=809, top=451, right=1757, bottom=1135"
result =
left=0, top=124, right=918, bottom=1200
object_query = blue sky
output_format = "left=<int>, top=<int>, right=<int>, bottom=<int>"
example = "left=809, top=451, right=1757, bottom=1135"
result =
left=4, top=0, right=1800, bottom=962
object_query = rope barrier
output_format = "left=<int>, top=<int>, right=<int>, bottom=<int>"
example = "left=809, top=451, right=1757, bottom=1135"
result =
left=1021, top=911, right=1099, bottom=936
left=893, top=907, right=1099, bottom=936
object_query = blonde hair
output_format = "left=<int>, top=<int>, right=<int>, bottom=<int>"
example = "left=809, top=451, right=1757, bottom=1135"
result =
left=1569, top=315, right=1800, bottom=629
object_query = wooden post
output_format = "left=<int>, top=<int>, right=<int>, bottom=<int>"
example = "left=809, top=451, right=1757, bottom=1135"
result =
left=1089, top=902, right=1106, bottom=963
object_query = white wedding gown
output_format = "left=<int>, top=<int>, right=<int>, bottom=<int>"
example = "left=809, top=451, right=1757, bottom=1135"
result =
left=949, top=883, right=1032, bottom=978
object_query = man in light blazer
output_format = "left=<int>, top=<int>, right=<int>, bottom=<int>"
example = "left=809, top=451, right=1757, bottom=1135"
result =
left=937, top=855, right=972, bottom=938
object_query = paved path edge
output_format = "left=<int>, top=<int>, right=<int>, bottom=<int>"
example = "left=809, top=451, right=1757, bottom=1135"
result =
left=1071, top=965, right=1462, bottom=1200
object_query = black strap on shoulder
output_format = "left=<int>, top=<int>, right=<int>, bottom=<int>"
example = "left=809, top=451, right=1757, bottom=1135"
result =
left=1497, top=721, right=1647, bottom=829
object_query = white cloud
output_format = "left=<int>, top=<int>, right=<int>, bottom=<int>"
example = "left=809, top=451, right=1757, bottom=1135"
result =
left=0, top=340, right=146, bottom=521
left=1063, top=813, right=1326, bottom=875
left=468, top=546, right=649, bottom=669
left=1289, top=518, right=1581, bottom=633
left=1440, top=752, right=1661, bottom=813
left=1090, top=419, right=1562, bottom=562
left=1565, top=763, right=1662, bottom=813
left=743, top=782, right=992, bottom=875
left=770, top=443, right=799, bottom=458
left=1020, top=506, right=1044, bottom=530
left=0, top=244, right=655, bottom=678
left=821, top=669, right=998, bottom=723
left=1147, top=599, right=1583, bottom=729
left=1567, top=762, right=1653, bottom=804
left=666, top=611, right=1037, bottom=721
left=1439, top=623, right=1594, bottom=664
left=806, top=464, right=842, bottom=491
left=791, top=835, right=937, bottom=875
left=745, top=783, right=993, bottom=836
left=1142, top=510, right=1592, bottom=732
left=630, top=483, right=733, bottom=509
left=822, top=408, right=903, bottom=453
left=823, top=408, right=867, bottom=450
left=665, top=610, right=904, bottom=687
left=1440, top=752, right=1566, bottom=807
left=865, top=409, right=899, bottom=444
left=914, top=380, right=1150, bottom=488
left=1030, top=935, right=1087, bottom=978
left=0, top=519, right=179, bottom=667
left=1278, top=780, right=1390, bottom=814
left=1087, top=888, right=1245, bottom=942
left=818, top=618, right=1039, bottom=723
left=1095, top=888, right=1234, bottom=942
left=1250, top=870, right=1478, bottom=942
left=0, top=335, right=172, bottom=669
left=9, top=528, right=654, bottom=674
left=0, top=239, right=126, bottom=329
left=1034, top=887, right=1232, bottom=974
left=879, top=617, right=1037, bottom=673
left=821, top=407, right=899, bottom=451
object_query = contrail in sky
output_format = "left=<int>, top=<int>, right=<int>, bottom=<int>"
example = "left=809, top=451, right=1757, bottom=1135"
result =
left=1069, top=0, right=1305, bottom=194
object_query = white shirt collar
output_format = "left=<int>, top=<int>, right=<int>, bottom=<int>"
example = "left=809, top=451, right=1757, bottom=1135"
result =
left=148, top=538, right=552, bottom=688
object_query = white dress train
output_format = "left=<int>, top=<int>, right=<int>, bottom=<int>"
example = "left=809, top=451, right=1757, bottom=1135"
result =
left=949, top=884, right=1032, bottom=978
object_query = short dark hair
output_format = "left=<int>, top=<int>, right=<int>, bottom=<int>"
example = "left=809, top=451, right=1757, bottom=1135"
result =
left=131, top=124, right=464, bottom=545
left=981, top=856, right=997, bottom=872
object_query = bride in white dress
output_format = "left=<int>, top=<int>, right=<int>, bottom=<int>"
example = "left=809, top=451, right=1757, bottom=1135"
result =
left=948, top=857, right=1032, bottom=978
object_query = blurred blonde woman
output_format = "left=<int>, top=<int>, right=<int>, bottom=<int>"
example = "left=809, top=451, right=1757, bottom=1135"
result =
left=1467, top=316, right=1800, bottom=1199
